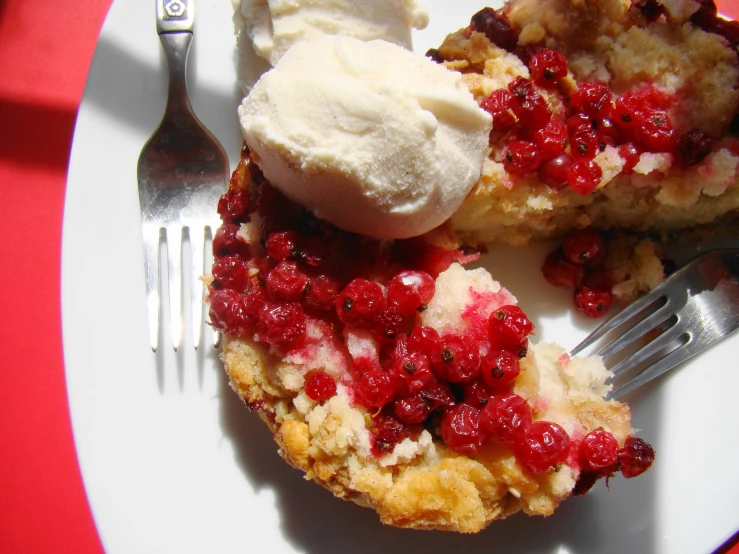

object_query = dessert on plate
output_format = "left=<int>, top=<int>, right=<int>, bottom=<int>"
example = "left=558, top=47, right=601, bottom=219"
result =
left=430, top=0, right=739, bottom=310
left=200, top=0, right=712, bottom=533
left=436, top=0, right=739, bottom=248
left=208, top=149, right=653, bottom=532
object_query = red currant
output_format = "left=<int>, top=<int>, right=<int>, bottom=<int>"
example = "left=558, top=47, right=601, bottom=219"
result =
left=212, top=255, right=249, bottom=292
left=529, top=48, right=568, bottom=89
left=354, top=367, right=396, bottom=409
left=480, top=89, right=520, bottom=131
left=265, top=230, right=299, bottom=261
left=480, top=349, right=521, bottom=391
left=441, top=404, right=485, bottom=455
left=562, top=228, right=604, bottom=264
left=580, top=429, right=619, bottom=471
left=532, top=119, right=568, bottom=161
left=304, top=274, right=340, bottom=311
left=538, top=154, right=574, bottom=190
left=570, top=81, right=612, bottom=116
left=432, top=334, right=481, bottom=383
left=488, top=305, right=533, bottom=352
left=266, top=260, right=308, bottom=301
left=541, top=249, right=585, bottom=288
left=574, top=286, right=613, bottom=318
left=502, top=140, right=542, bottom=175
left=514, top=420, right=571, bottom=473
left=257, top=302, right=306, bottom=346
left=675, top=129, right=713, bottom=166
left=305, top=371, right=337, bottom=401
left=392, top=394, right=429, bottom=424
left=618, top=436, right=656, bottom=478
left=567, top=159, right=602, bottom=195
left=469, top=7, right=519, bottom=52
left=336, top=279, right=385, bottom=330
left=386, top=270, right=435, bottom=316
left=480, top=393, right=532, bottom=444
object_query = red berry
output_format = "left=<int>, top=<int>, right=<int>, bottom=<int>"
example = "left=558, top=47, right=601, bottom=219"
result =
left=514, top=420, right=571, bottom=473
left=675, top=129, right=713, bottom=166
left=418, top=380, right=455, bottom=412
left=532, top=119, right=568, bottom=161
left=304, top=274, right=340, bottom=311
left=580, top=429, right=619, bottom=471
left=541, top=249, right=585, bottom=288
left=571, top=131, right=601, bottom=160
left=462, top=379, right=493, bottom=409
left=567, top=159, right=602, bottom=195
left=336, top=279, right=385, bottom=330
left=529, top=48, right=568, bottom=89
left=209, top=289, right=252, bottom=334
left=212, top=255, right=249, bottom=292
left=538, top=154, right=574, bottom=190
left=488, top=305, right=533, bottom=352
left=481, top=349, right=521, bottom=391
left=562, top=228, right=604, bottom=264
left=432, top=334, right=481, bottom=383
left=633, top=112, right=675, bottom=153
left=354, top=368, right=396, bottom=409
left=480, top=89, right=521, bottom=131
left=469, top=7, right=519, bottom=51
left=618, top=436, right=655, bottom=478
left=595, top=116, right=622, bottom=146
left=257, top=302, right=306, bottom=346
left=407, top=326, right=441, bottom=357
left=570, top=81, right=612, bottom=116
left=389, top=339, right=434, bottom=397
left=212, top=223, right=250, bottom=259
left=305, top=371, right=337, bottom=401
left=371, top=415, right=409, bottom=455
left=574, top=286, right=613, bottom=318
left=441, top=404, right=485, bottom=455
left=266, top=260, right=308, bottom=301
left=386, top=270, right=435, bottom=317
left=508, top=77, right=551, bottom=129
left=502, top=140, right=542, bottom=175
left=480, top=393, right=532, bottom=444
left=217, top=188, right=250, bottom=222
left=567, top=113, right=595, bottom=136
left=392, top=394, right=429, bottom=424
left=265, top=230, right=299, bottom=261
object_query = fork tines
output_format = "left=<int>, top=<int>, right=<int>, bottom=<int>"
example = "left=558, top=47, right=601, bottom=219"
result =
left=142, top=221, right=214, bottom=352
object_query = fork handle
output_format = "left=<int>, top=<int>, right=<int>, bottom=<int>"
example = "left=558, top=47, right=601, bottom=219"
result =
left=158, top=32, right=194, bottom=116
left=156, top=0, right=194, bottom=34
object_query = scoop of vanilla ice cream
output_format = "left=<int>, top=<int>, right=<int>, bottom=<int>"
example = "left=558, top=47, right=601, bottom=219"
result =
left=239, top=36, right=493, bottom=239
left=239, top=0, right=429, bottom=66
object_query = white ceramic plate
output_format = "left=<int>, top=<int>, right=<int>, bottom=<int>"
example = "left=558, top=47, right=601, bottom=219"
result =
left=63, top=1, right=739, bottom=552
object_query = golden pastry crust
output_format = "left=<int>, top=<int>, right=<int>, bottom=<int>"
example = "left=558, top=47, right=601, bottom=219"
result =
left=221, top=333, right=633, bottom=532
left=438, top=0, right=739, bottom=247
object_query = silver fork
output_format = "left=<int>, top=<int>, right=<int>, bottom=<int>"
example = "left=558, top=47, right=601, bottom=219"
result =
left=137, top=0, right=229, bottom=351
left=571, top=248, right=739, bottom=399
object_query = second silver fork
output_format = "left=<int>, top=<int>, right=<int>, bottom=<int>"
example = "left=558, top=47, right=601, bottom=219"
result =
left=571, top=248, right=739, bottom=398
left=137, top=0, right=229, bottom=351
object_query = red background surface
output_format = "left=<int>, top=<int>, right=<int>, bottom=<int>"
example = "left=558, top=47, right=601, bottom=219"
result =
left=0, top=1, right=738, bottom=552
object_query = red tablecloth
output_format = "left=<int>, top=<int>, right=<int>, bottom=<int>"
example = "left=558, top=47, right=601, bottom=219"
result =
left=1, top=1, right=738, bottom=551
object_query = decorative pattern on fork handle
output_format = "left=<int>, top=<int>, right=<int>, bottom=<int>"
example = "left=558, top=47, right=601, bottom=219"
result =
left=137, top=0, right=229, bottom=351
